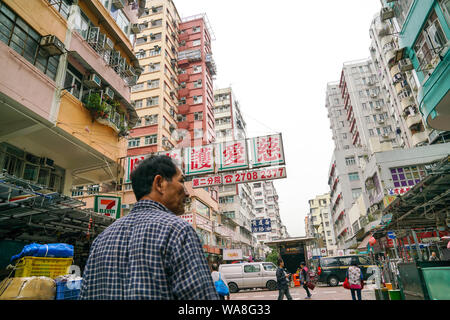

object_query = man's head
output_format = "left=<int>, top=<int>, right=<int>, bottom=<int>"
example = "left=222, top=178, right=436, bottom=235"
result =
left=300, top=262, right=305, bottom=268
left=431, top=251, right=437, bottom=257
left=211, top=263, right=219, bottom=271
left=130, top=155, right=188, bottom=215
left=278, top=258, right=284, bottom=267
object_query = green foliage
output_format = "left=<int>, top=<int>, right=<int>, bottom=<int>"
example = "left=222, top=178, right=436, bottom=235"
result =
left=265, top=248, right=280, bottom=266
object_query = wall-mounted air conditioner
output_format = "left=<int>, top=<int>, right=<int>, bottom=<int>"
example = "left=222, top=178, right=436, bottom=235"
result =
left=130, top=23, right=141, bottom=34
left=40, top=35, right=65, bottom=56
left=84, top=73, right=102, bottom=88
left=112, top=0, right=125, bottom=9
left=104, top=37, right=114, bottom=50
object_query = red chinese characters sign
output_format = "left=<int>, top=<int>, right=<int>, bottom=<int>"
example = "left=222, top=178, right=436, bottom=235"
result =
left=192, top=166, right=287, bottom=188
left=158, top=149, right=183, bottom=168
left=250, top=134, right=285, bottom=168
left=216, top=140, right=249, bottom=172
left=125, top=155, right=147, bottom=183
left=184, top=145, right=215, bottom=175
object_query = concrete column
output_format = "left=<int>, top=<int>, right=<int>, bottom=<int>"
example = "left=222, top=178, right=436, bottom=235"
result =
left=63, top=169, right=73, bottom=197
left=411, top=229, right=423, bottom=262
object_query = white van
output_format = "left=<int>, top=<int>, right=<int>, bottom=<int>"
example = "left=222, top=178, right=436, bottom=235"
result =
left=218, top=262, right=278, bottom=293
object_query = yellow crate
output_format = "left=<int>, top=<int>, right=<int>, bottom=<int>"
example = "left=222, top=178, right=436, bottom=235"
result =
left=14, top=257, right=73, bottom=279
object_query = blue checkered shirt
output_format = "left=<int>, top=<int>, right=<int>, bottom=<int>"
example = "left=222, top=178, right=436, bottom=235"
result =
left=79, top=200, right=219, bottom=300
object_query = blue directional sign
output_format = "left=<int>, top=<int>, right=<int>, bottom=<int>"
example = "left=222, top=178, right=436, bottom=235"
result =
left=251, top=218, right=272, bottom=233
left=387, top=231, right=396, bottom=239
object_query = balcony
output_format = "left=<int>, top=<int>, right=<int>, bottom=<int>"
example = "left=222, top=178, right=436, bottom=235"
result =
left=411, top=131, right=428, bottom=146
left=395, top=79, right=410, bottom=95
left=380, top=7, right=394, bottom=21
left=401, top=95, right=415, bottom=111
left=405, top=113, right=422, bottom=130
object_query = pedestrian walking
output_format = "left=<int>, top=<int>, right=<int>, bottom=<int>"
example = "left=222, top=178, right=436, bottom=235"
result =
left=79, top=155, right=219, bottom=300
left=347, top=261, right=364, bottom=301
left=276, top=258, right=292, bottom=300
left=300, top=262, right=312, bottom=299
left=211, top=263, right=230, bottom=300
left=429, top=251, right=440, bottom=261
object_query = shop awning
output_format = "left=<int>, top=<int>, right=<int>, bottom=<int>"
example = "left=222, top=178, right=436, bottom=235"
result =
left=0, top=171, right=115, bottom=243
left=357, top=234, right=373, bottom=249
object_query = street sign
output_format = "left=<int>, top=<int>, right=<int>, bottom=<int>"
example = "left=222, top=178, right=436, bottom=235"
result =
left=251, top=218, right=272, bottom=233
left=387, top=231, right=396, bottom=239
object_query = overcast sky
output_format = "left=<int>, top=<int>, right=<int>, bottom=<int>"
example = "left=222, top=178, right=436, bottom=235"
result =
left=175, top=0, right=383, bottom=237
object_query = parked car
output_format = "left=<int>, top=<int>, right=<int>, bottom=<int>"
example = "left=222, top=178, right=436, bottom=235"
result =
left=218, top=262, right=278, bottom=293
left=316, top=255, right=376, bottom=286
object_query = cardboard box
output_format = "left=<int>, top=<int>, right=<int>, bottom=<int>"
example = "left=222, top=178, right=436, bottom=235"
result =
left=0, top=277, right=56, bottom=300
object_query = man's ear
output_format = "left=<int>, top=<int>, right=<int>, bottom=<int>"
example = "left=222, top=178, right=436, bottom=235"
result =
left=153, top=175, right=164, bottom=194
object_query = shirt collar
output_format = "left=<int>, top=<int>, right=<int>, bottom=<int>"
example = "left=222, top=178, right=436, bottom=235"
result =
left=132, top=199, right=173, bottom=214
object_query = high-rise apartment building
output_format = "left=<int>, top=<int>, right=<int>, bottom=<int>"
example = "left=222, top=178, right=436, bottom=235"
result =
left=177, top=13, right=216, bottom=147
left=369, top=12, right=431, bottom=147
left=307, top=193, right=337, bottom=256
left=0, top=0, right=141, bottom=262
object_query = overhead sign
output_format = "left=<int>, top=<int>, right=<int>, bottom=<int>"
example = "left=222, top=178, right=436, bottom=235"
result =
left=250, top=134, right=285, bottom=168
left=184, top=145, right=215, bottom=175
left=216, top=140, right=249, bottom=172
left=192, top=166, right=286, bottom=189
left=388, top=187, right=411, bottom=196
left=251, top=218, right=272, bottom=233
left=94, top=195, right=121, bottom=219
left=223, top=249, right=243, bottom=261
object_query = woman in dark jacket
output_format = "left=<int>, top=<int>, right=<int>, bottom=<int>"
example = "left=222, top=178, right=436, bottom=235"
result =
left=300, top=262, right=312, bottom=299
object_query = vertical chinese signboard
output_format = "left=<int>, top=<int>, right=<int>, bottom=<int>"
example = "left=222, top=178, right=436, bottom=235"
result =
left=124, top=155, right=147, bottom=183
left=94, top=195, right=121, bottom=219
left=184, top=145, right=215, bottom=176
left=250, top=133, right=285, bottom=168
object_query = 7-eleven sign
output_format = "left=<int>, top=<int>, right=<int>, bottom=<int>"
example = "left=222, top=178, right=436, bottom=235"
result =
left=94, top=196, right=121, bottom=219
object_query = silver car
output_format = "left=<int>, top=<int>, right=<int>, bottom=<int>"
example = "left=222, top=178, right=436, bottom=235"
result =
left=218, top=262, right=278, bottom=293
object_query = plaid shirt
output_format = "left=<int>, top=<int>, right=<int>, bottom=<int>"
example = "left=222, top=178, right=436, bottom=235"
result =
left=79, top=200, right=219, bottom=300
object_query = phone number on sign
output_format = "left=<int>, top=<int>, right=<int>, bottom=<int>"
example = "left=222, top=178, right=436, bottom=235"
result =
left=222, top=167, right=286, bottom=185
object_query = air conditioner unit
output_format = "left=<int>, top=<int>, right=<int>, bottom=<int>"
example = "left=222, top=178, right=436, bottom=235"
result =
left=380, top=7, right=394, bottom=21
left=123, top=64, right=135, bottom=77
left=104, top=37, right=114, bottom=50
left=130, top=23, right=141, bottom=34
left=112, top=0, right=124, bottom=9
left=39, top=157, right=54, bottom=168
left=428, top=24, right=444, bottom=50
left=84, top=73, right=102, bottom=88
left=87, top=27, right=100, bottom=44
left=398, top=58, right=413, bottom=72
left=375, top=105, right=382, bottom=110
left=104, top=87, right=114, bottom=99
left=40, top=35, right=65, bottom=56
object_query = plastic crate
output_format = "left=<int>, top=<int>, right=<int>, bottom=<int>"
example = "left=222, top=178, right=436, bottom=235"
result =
left=55, top=280, right=82, bottom=300
left=14, top=257, right=73, bottom=278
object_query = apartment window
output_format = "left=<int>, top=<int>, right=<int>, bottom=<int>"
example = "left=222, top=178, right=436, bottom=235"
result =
left=192, top=39, right=201, bottom=46
left=149, top=48, right=161, bottom=56
left=362, top=103, right=367, bottom=110
left=149, top=32, right=162, bottom=41
left=134, top=99, right=143, bottom=109
left=219, top=196, right=234, bottom=204
left=440, top=0, right=450, bottom=27
left=149, top=62, right=160, bottom=71
left=193, top=65, right=202, bottom=73
left=376, top=128, right=381, bottom=135
left=414, top=10, right=448, bottom=73
left=179, top=97, right=186, bottom=105
left=50, top=0, right=71, bottom=19
left=339, top=121, right=345, bottom=127
left=0, top=2, right=60, bottom=80
left=115, top=8, right=130, bottom=35
left=136, top=36, right=147, bottom=45
left=365, top=116, right=371, bottom=123
left=325, top=222, right=330, bottom=227
left=194, top=112, right=203, bottom=121
left=131, top=82, right=145, bottom=92
left=177, top=114, right=186, bottom=122
left=128, top=137, right=140, bottom=148
left=369, top=129, right=374, bottom=136
left=194, top=79, right=202, bottom=88
left=63, top=64, right=83, bottom=100
left=348, top=172, right=360, bottom=181
left=144, top=134, right=157, bottom=145
left=352, top=188, right=362, bottom=199
left=147, top=96, right=159, bottom=106
left=144, top=114, right=158, bottom=126
left=147, top=79, right=159, bottom=89
left=345, top=157, right=356, bottom=166
left=193, top=95, right=203, bottom=104
left=193, top=26, right=200, bottom=33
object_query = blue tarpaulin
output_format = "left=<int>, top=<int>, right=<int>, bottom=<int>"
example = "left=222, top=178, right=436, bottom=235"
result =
left=10, top=243, right=74, bottom=262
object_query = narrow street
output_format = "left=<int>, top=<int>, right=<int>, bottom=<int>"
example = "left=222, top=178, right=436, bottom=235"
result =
left=230, top=283, right=376, bottom=301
